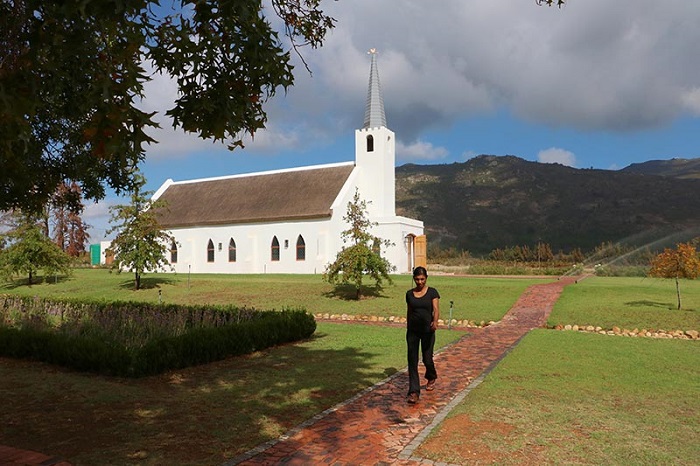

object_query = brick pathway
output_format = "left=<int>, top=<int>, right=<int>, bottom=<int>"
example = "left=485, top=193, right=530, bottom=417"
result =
left=0, top=277, right=575, bottom=466
left=0, top=444, right=72, bottom=466
left=226, top=276, right=577, bottom=465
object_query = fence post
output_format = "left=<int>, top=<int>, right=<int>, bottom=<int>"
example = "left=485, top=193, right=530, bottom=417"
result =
left=449, top=300, right=454, bottom=330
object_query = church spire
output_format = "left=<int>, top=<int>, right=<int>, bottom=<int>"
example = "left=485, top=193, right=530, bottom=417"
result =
left=362, top=48, right=387, bottom=129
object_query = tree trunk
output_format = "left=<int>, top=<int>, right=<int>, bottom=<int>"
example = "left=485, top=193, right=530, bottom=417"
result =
left=135, top=271, right=141, bottom=291
left=675, top=276, right=681, bottom=310
left=28, top=270, right=33, bottom=285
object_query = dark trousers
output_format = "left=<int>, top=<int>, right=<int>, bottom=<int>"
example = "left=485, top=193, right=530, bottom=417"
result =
left=406, top=329, right=437, bottom=395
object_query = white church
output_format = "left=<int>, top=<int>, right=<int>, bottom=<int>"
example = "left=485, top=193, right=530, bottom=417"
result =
left=151, top=51, right=426, bottom=274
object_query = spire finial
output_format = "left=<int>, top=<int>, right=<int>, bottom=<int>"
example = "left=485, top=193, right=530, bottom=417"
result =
left=363, top=48, right=387, bottom=129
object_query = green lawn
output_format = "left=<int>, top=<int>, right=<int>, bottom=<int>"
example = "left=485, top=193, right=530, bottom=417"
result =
left=549, top=276, right=700, bottom=331
left=417, top=329, right=699, bottom=465
left=2, top=271, right=699, bottom=465
left=0, top=322, right=467, bottom=465
left=0, top=268, right=549, bottom=323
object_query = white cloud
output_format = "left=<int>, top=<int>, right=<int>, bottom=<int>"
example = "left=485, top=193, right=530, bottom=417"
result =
left=681, top=87, right=700, bottom=115
left=138, top=67, right=306, bottom=159
left=143, top=125, right=228, bottom=160
left=135, top=0, right=700, bottom=167
left=83, top=199, right=115, bottom=221
left=143, top=119, right=304, bottom=160
left=236, top=123, right=304, bottom=153
left=397, top=140, right=449, bottom=162
left=83, top=198, right=120, bottom=242
left=537, top=147, right=576, bottom=167
left=309, top=0, right=700, bottom=134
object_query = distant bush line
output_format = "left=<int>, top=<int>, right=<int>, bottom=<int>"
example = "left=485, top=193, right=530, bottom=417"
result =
left=0, top=295, right=316, bottom=377
left=425, top=240, right=679, bottom=277
left=428, top=261, right=652, bottom=277
left=429, top=240, right=663, bottom=267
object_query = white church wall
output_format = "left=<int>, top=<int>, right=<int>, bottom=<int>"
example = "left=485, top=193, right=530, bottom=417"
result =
left=373, top=216, right=424, bottom=274
left=160, top=193, right=422, bottom=275
left=165, top=216, right=348, bottom=275
left=99, top=240, right=112, bottom=265
left=158, top=169, right=364, bottom=275
left=355, top=126, right=396, bottom=218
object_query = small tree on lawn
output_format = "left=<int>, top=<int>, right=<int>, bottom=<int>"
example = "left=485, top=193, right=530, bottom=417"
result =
left=648, top=242, right=700, bottom=310
left=0, top=211, right=72, bottom=284
left=324, top=189, right=395, bottom=299
left=107, top=174, right=174, bottom=290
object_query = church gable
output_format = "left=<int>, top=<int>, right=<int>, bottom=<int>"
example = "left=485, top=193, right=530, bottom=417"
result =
left=155, top=163, right=354, bottom=228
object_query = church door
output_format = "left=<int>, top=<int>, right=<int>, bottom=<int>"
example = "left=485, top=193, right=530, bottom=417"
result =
left=414, top=235, right=427, bottom=269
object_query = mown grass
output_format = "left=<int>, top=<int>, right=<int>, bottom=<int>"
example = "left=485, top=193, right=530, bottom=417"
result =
left=549, top=276, right=700, bottom=330
left=0, top=322, right=467, bottom=465
left=2, top=271, right=698, bottom=465
left=417, top=329, right=699, bottom=465
left=0, top=268, right=549, bottom=323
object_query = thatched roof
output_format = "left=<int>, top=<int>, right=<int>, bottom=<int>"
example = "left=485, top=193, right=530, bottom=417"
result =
left=154, top=163, right=355, bottom=228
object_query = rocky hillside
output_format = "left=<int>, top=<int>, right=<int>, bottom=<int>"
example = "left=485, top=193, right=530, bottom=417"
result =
left=395, top=155, right=700, bottom=255
left=621, top=158, right=700, bottom=180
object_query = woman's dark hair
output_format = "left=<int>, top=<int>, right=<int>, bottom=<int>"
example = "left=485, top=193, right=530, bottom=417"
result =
left=413, top=266, right=428, bottom=278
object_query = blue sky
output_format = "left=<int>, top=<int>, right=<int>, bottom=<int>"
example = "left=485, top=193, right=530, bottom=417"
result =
left=85, top=0, right=700, bottom=240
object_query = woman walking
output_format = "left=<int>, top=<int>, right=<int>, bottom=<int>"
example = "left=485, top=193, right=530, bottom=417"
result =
left=405, top=266, right=440, bottom=404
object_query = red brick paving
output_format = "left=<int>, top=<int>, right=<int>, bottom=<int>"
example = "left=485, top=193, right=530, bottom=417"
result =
left=228, top=277, right=577, bottom=465
left=0, top=277, right=576, bottom=466
left=0, top=444, right=72, bottom=466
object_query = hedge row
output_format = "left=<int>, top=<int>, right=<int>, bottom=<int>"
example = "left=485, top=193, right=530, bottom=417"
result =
left=0, top=295, right=316, bottom=377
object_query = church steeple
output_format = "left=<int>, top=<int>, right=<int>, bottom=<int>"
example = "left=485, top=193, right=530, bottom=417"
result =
left=355, top=48, right=395, bottom=218
left=362, top=48, right=387, bottom=129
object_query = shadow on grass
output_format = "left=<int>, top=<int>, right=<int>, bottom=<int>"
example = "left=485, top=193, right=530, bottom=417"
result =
left=384, top=367, right=399, bottom=377
left=624, top=300, right=672, bottom=309
left=117, top=275, right=177, bottom=290
left=625, top=300, right=699, bottom=312
left=0, top=330, right=407, bottom=464
left=323, top=283, right=390, bottom=300
left=162, top=341, right=405, bottom=462
left=0, top=274, right=73, bottom=289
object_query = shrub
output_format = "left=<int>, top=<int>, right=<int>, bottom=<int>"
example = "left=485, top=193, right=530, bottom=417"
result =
left=0, top=295, right=316, bottom=377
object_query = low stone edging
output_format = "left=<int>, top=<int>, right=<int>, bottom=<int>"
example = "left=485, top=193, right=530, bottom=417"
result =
left=313, top=314, right=699, bottom=340
left=313, top=313, right=495, bottom=328
left=552, top=324, right=699, bottom=340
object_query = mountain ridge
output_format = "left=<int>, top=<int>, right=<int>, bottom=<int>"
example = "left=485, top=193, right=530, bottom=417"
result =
left=395, top=155, right=700, bottom=255
left=620, top=157, right=700, bottom=179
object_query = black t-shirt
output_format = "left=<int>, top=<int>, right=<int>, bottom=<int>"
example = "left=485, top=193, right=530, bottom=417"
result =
left=406, top=286, right=440, bottom=333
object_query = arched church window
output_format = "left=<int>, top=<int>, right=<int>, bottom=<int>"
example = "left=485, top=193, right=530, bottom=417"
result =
left=228, top=238, right=236, bottom=262
left=170, top=239, right=178, bottom=264
left=271, top=236, right=280, bottom=261
left=366, top=134, right=374, bottom=152
left=207, top=239, right=215, bottom=263
left=296, top=235, right=306, bottom=261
